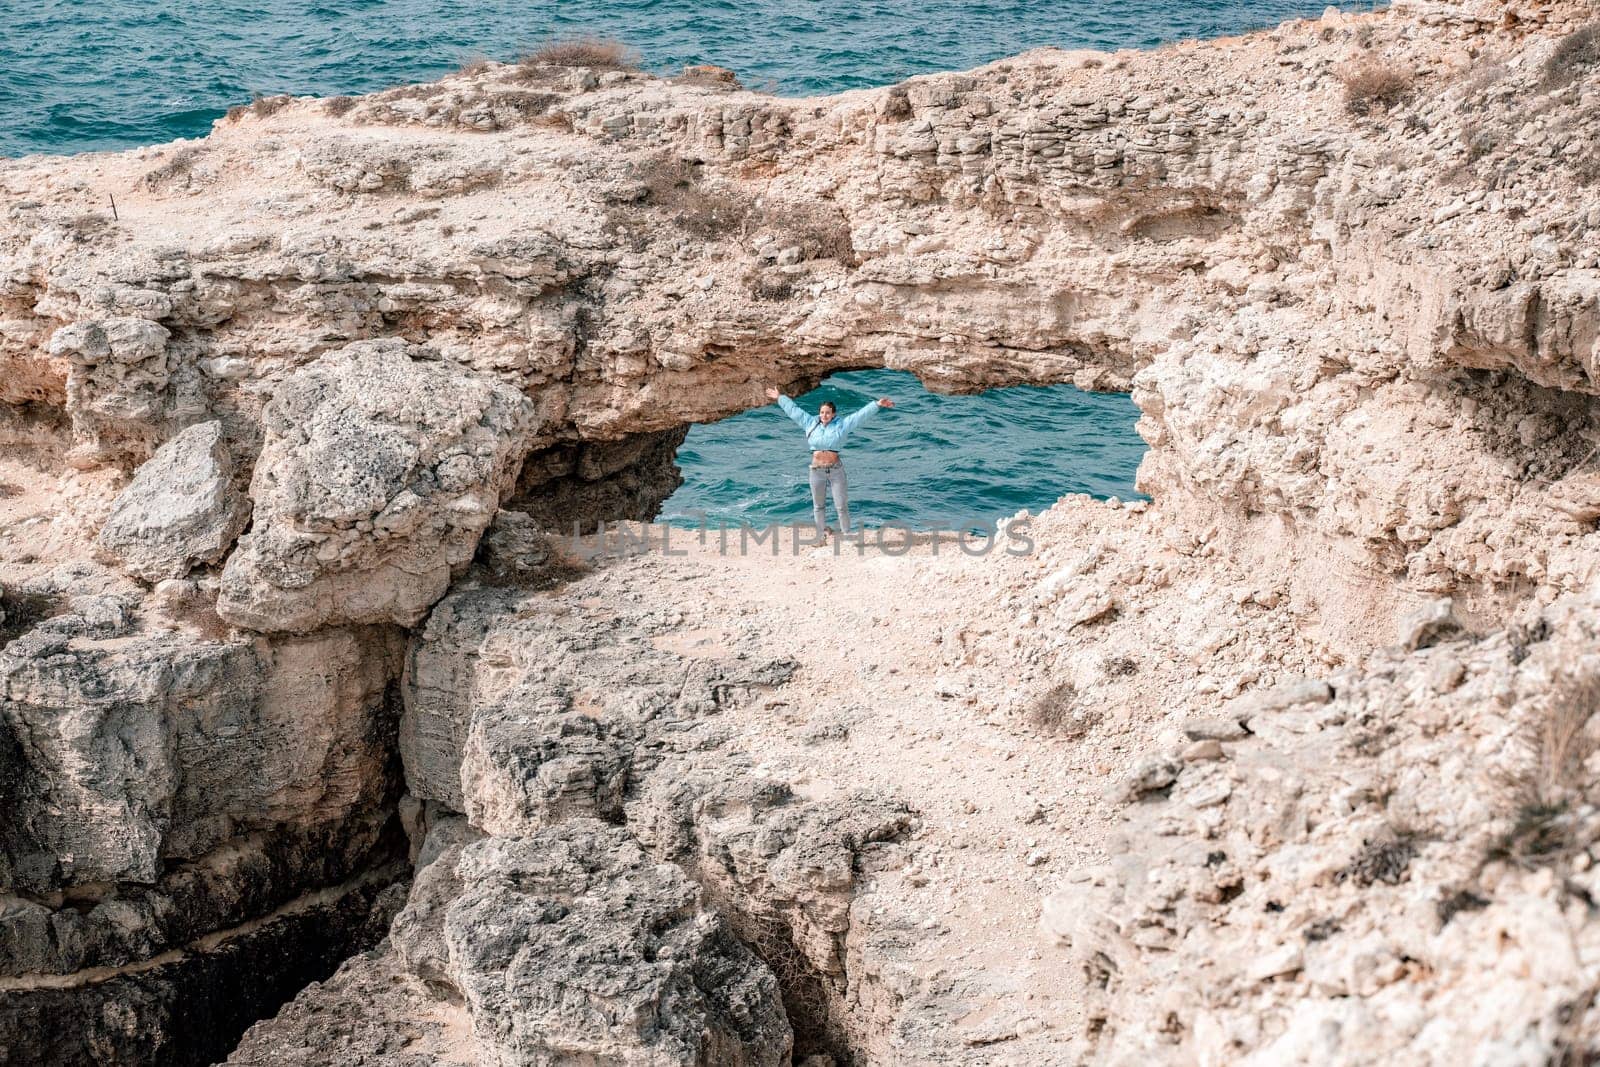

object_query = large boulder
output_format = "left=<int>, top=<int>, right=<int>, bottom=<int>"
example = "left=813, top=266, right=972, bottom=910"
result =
left=96, top=420, right=250, bottom=581
left=217, top=340, right=536, bottom=632
left=631, top=763, right=915, bottom=1008
left=392, top=820, right=793, bottom=1067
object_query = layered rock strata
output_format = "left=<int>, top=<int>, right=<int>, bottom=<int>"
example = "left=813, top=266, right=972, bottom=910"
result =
left=0, top=0, right=1597, bottom=1062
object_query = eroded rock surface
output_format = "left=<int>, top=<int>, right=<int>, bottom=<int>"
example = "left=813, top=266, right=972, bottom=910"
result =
left=216, top=340, right=536, bottom=633
left=0, top=563, right=409, bottom=1063
left=399, top=579, right=796, bottom=813
left=1044, top=591, right=1600, bottom=1063
left=1, top=583, right=400, bottom=893
left=96, top=419, right=249, bottom=581
left=1, top=0, right=1599, bottom=1062
left=401, top=821, right=793, bottom=1067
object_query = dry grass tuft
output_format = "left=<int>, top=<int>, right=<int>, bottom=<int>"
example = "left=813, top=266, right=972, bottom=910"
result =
left=1490, top=672, right=1600, bottom=870
left=676, top=64, right=741, bottom=90
left=1102, top=655, right=1138, bottom=678
left=137, top=146, right=202, bottom=191
left=226, top=92, right=294, bottom=124
left=1543, top=23, right=1600, bottom=89
left=1516, top=672, right=1600, bottom=808
left=1340, top=59, right=1415, bottom=116
left=746, top=270, right=795, bottom=302
left=672, top=187, right=752, bottom=240
left=627, top=153, right=751, bottom=239
left=636, top=152, right=698, bottom=201
left=1336, top=834, right=1417, bottom=887
left=66, top=212, right=113, bottom=234
left=761, top=201, right=856, bottom=263
left=1435, top=888, right=1490, bottom=927
left=519, top=38, right=638, bottom=72
left=529, top=110, right=575, bottom=132
left=489, top=91, right=559, bottom=119
left=323, top=95, right=358, bottom=117
left=1027, top=681, right=1100, bottom=739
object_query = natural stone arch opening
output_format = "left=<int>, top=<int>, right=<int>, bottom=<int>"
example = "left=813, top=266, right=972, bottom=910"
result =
left=502, top=367, right=1147, bottom=538
left=659, top=368, right=1146, bottom=533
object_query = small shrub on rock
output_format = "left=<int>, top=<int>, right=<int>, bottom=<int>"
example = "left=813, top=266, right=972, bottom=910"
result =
left=519, top=38, right=638, bottom=72
left=747, top=270, right=795, bottom=302
left=1028, top=682, right=1100, bottom=739
left=1490, top=672, right=1600, bottom=870
left=637, top=153, right=698, bottom=202
left=225, top=92, right=293, bottom=123
left=1336, top=834, right=1417, bottom=887
left=1542, top=23, right=1600, bottom=89
left=676, top=64, right=741, bottom=90
left=675, top=187, right=752, bottom=239
left=491, top=91, right=559, bottom=119
left=632, top=154, right=752, bottom=240
left=66, top=212, right=113, bottom=235
left=1435, top=888, right=1489, bottom=927
left=1102, top=655, right=1138, bottom=678
left=1512, top=672, right=1600, bottom=807
left=763, top=200, right=856, bottom=263
left=137, top=146, right=201, bottom=191
left=1340, top=59, right=1414, bottom=116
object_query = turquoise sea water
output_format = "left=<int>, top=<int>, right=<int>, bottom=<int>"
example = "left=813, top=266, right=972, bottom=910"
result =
left=3, top=0, right=1361, bottom=159
left=662, top=370, right=1146, bottom=531
left=2, top=0, right=1355, bottom=528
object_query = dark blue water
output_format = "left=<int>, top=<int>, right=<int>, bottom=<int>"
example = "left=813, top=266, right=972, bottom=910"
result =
left=1, top=1, right=1355, bottom=527
left=2, top=0, right=1363, bottom=158
left=662, top=370, right=1145, bottom=530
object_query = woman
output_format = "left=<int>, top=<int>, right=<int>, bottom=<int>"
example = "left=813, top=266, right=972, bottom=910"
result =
left=765, top=386, right=894, bottom=539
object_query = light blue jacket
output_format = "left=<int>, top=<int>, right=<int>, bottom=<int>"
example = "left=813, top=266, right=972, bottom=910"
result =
left=776, top=395, right=882, bottom=453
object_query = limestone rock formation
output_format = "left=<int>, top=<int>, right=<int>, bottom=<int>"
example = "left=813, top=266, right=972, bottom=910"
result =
left=1043, top=590, right=1600, bottom=1063
left=1, top=587, right=399, bottom=891
left=630, top=765, right=917, bottom=1056
left=1, top=0, right=1598, bottom=1062
left=398, top=821, right=793, bottom=1067
left=216, top=340, right=537, bottom=632
left=297, top=563, right=908, bottom=1065
left=399, top=579, right=796, bottom=812
left=45, top=317, right=178, bottom=465
left=0, top=563, right=410, bottom=1064
left=96, top=419, right=249, bottom=581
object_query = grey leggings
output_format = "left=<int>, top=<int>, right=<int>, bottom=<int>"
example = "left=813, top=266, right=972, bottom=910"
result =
left=808, top=462, right=850, bottom=534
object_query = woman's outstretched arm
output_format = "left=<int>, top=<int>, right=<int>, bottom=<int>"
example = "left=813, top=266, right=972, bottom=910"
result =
left=766, top=387, right=816, bottom=432
left=837, top=397, right=894, bottom=435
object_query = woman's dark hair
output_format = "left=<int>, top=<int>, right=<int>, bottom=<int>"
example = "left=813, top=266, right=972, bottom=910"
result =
left=819, top=401, right=836, bottom=415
